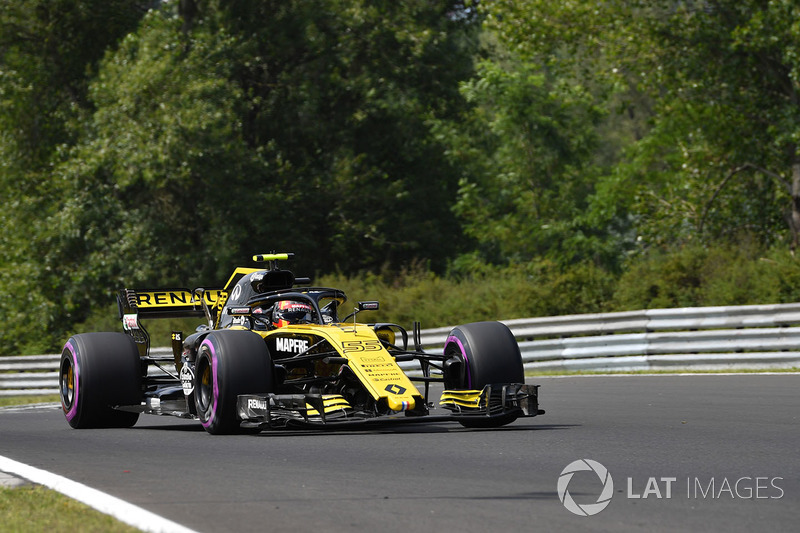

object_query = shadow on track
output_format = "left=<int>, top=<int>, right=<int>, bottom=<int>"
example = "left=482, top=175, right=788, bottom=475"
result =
left=129, top=413, right=577, bottom=436
left=244, top=422, right=578, bottom=438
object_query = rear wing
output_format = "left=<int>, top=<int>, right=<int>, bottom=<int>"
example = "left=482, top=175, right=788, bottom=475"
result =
left=117, top=288, right=227, bottom=319
left=117, top=288, right=227, bottom=357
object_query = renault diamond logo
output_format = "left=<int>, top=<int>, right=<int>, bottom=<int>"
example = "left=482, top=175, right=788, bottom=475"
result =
left=384, top=384, right=406, bottom=395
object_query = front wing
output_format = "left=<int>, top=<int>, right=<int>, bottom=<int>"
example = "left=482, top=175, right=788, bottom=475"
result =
left=237, top=384, right=544, bottom=429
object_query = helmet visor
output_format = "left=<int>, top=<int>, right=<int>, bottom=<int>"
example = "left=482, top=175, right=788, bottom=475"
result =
left=274, top=301, right=314, bottom=325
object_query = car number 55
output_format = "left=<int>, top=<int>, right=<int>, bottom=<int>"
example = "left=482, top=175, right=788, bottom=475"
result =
left=342, top=340, right=382, bottom=353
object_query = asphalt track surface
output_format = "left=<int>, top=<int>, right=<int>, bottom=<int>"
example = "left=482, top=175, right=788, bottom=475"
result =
left=1, top=374, right=798, bottom=532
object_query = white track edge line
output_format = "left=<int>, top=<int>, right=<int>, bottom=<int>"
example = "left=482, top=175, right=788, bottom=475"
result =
left=0, top=455, right=199, bottom=533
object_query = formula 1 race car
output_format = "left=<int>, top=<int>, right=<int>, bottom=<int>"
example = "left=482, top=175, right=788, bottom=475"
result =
left=59, top=254, right=544, bottom=434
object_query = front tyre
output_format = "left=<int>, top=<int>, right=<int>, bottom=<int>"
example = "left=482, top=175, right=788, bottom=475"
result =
left=194, top=329, right=274, bottom=435
left=443, top=321, right=524, bottom=428
left=60, top=333, right=142, bottom=429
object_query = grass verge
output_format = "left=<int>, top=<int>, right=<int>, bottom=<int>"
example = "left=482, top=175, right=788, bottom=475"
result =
left=0, top=395, right=60, bottom=408
left=0, top=485, right=141, bottom=533
left=2, top=396, right=140, bottom=532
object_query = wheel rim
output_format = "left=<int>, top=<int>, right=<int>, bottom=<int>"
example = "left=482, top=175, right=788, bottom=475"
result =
left=60, top=356, right=75, bottom=411
left=444, top=335, right=471, bottom=389
left=196, top=358, right=213, bottom=414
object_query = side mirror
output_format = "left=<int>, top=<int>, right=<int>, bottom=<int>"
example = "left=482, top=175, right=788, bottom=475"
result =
left=342, top=301, right=380, bottom=323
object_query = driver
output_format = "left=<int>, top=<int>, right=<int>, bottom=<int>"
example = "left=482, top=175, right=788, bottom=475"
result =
left=272, top=300, right=314, bottom=328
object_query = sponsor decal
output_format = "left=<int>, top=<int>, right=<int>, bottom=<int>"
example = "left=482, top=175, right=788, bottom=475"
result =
left=180, top=365, right=195, bottom=396
left=230, top=284, right=242, bottom=302
left=122, top=314, right=139, bottom=331
left=384, top=384, right=407, bottom=395
left=213, top=291, right=228, bottom=310
left=247, top=398, right=268, bottom=411
left=275, top=337, right=309, bottom=354
left=135, top=290, right=225, bottom=308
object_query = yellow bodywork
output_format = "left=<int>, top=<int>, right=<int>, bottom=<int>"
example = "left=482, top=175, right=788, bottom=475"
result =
left=439, top=389, right=484, bottom=409
left=305, top=395, right=352, bottom=416
left=257, top=323, right=421, bottom=412
left=133, top=289, right=227, bottom=309
left=222, top=267, right=261, bottom=293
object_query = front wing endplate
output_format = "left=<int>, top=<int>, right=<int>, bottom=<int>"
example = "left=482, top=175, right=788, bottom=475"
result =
left=440, top=384, right=544, bottom=420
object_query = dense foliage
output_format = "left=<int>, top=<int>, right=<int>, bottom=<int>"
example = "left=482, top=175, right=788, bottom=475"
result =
left=3, top=1, right=800, bottom=353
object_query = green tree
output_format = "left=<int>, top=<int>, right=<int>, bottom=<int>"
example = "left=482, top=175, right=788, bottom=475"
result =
left=436, top=0, right=634, bottom=270
left=609, top=1, right=800, bottom=250
left=441, top=56, right=606, bottom=264
left=0, top=1, right=146, bottom=166
left=208, top=0, right=477, bottom=271
left=1, top=1, right=479, bottom=353
left=50, top=10, right=260, bottom=285
left=0, top=1, right=147, bottom=353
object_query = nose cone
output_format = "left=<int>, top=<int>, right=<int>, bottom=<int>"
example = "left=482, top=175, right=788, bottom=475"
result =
left=386, top=394, right=416, bottom=412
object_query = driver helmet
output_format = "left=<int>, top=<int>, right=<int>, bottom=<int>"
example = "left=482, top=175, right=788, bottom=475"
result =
left=272, top=300, right=314, bottom=328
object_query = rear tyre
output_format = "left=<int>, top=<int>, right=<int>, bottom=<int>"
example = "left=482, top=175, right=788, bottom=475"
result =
left=60, top=333, right=142, bottom=429
left=443, top=321, right=524, bottom=428
left=194, top=329, right=274, bottom=435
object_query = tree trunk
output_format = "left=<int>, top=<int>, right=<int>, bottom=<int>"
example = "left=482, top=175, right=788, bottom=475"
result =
left=792, top=159, right=800, bottom=251
left=179, top=0, right=198, bottom=33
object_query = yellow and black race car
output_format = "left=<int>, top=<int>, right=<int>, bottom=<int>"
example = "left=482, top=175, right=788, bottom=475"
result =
left=59, top=254, right=544, bottom=434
